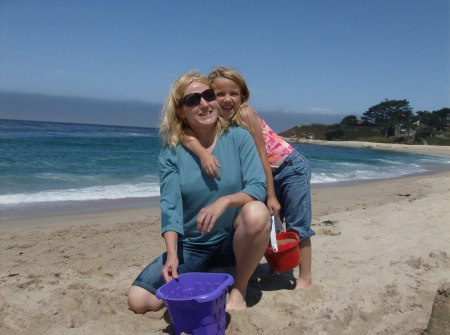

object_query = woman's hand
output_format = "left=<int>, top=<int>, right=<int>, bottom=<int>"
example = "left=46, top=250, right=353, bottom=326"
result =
left=162, top=252, right=179, bottom=282
left=196, top=197, right=229, bottom=233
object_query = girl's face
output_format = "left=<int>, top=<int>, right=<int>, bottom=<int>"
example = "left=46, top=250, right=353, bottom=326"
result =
left=177, top=81, right=218, bottom=130
left=212, top=77, right=243, bottom=120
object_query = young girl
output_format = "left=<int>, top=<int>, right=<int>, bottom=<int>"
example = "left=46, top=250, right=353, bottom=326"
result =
left=183, top=66, right=314, bottom=289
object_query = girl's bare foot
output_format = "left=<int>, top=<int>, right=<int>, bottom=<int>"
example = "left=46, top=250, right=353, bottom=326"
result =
left=295, top=278, right=312, bottom=289
left=226, top=288, right=246, bottom=311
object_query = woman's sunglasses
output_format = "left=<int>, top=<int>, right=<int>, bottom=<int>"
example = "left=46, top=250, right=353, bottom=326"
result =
left=182, top=89, right=216, bottom=107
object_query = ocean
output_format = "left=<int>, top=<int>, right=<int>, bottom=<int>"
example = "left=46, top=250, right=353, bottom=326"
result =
left=1, top=119, right=449, bottom=219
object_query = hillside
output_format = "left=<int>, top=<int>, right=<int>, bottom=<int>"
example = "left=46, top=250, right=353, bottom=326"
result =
left=280, top=123, right=450, bottom=146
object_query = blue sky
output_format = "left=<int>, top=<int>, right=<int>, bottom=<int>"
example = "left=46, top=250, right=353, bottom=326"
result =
left=1, top=0, right=449, bottom=126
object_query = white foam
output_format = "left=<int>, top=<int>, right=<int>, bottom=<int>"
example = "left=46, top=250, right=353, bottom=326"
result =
left=0, top=183, right=160, bottom=205
left=310, top=164, right=427, bottom=184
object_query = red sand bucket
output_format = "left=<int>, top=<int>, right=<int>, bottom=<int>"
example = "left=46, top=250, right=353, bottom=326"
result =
left=156, top=272, right=234, bottom=335
left=264, top=231, right=301, bottom=272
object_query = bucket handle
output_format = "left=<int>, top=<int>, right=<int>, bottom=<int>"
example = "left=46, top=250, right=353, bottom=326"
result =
left=269, top=216, right=286, bottom=253
left=270, top=216, right=278, bottom=252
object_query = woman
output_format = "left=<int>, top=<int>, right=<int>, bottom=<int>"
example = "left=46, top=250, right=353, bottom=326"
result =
left=127, top=71, right=271, bottom=312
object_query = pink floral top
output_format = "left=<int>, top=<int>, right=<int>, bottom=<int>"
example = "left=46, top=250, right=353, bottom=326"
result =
left=261, top=119, right=294, bottom=167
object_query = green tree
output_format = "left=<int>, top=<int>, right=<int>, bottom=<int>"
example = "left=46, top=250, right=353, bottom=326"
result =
left=416, top=111, right=434, bottom=128
left=340, top=115, right=358, bottom=126
left=362, top=99, right=413, bottom=137
left=417, top=108, right=449, bottom=132
left=433, top=108, right=450, bottom=131
left=325, top=126, right=344, bottom=140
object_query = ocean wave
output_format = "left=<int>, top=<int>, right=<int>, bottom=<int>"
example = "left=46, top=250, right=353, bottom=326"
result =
left=0, top=183, right=160, bottom=205
left=375, top=158, right=404, bottom=165
left=311, top=165, right=427, bottom=184
left=1, top=163, right=433, bottom=205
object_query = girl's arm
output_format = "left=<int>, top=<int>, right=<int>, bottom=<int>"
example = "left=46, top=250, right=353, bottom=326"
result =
left=182, top=129, right=221, bottom=179
left=240, top=107, right=281, bottom=216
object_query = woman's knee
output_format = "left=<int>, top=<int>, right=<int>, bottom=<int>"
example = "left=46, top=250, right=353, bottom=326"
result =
left=127, top=285, right=163, bottom=313
left=238, top=201, right=270, bottom=234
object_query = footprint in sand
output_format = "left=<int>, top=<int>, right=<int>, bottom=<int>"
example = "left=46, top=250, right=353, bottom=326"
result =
left=429, top=251, right=449, bottom=266
left=322, top=229, right=341, bottom=236
left=405, top=256, right=435, bottom=270
left=317, top=220, right=341, bottom=236
left=321, top=220, right=337, bottom=227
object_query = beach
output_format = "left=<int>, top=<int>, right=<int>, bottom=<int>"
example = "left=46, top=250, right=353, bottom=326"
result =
left=291, top=139, right=450, bottom=156
left=1, top=143, right=449, bottom=334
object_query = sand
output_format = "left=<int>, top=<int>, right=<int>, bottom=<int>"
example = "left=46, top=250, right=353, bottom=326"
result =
left=1, top=143, right=449, bottom=334
left=292, top=139, right=450, bottom=156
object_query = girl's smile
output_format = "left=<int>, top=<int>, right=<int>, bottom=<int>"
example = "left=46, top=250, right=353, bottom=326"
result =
left=212, top=77, right=243, bottom=120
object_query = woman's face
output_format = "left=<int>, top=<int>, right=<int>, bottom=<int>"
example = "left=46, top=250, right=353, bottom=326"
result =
left=178, top=81, right=218, bottom=130
left=212, top=77, right=243, bottom=120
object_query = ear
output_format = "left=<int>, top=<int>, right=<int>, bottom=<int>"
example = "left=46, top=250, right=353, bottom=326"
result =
left=175, top=107, right=189, bottom=127
left=176, top=106, right=186, bottom=119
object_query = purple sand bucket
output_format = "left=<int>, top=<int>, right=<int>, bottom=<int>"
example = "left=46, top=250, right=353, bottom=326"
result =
left=156, top=272, right=234, bottom=335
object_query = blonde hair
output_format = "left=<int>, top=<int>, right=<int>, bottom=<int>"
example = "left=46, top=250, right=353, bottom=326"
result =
left=208, top=66, right=253, bottom=131
left=159, top=70, right=229, bottom=148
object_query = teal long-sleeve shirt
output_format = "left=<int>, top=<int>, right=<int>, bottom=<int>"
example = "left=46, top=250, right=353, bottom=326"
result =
left=159, top=127, right=267, bottom=246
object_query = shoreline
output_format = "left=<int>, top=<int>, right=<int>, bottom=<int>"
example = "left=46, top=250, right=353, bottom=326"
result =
left=2, top=140, right=449, bottom=224
left=0, top=196, right=161, bottom=224
left=1, top=169, right=448, bottom=230
left=292, top=138, right=450, bottom=156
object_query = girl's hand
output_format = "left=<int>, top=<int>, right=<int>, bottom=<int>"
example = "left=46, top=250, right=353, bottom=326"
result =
left=267, top=195, right=281, bottom=217
left=200, top=154, right=221, bottom=179
left=162, top=253, right=179, bottom=282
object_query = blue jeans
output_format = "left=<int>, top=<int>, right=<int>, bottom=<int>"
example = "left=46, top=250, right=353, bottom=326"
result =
left=273, top=149, right=315, bottom=240
left=132, top=233, right=236, bottom=294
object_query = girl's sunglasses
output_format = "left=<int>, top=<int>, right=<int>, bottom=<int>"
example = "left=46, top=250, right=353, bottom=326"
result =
left=182, top=89, right=216, bottom=107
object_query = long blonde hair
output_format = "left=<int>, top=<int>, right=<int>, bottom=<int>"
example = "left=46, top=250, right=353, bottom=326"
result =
left=208, top=66, right=254, bottom=131
left=159, top=71, right=229, bottom=148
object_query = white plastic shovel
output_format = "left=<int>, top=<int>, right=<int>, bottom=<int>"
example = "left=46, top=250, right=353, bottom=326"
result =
left=269, top=215, right=286, bottom=253
left=269, top=216, right=278, bottom=252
